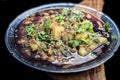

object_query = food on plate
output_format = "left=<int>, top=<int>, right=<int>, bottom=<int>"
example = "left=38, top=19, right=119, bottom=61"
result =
left=14, top=8, right=111, bottom=68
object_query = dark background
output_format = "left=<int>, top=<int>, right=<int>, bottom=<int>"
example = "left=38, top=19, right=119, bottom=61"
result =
left=0, top=0, right=120, bottom=80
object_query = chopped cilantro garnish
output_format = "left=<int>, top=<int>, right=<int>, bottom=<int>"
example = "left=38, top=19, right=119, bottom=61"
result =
left=72, top=9, right=82, bottom=15
left=60, top=47, right=66, bottom=52
left=104, top=22, right=110, bottom=31
left=43, top=20, right=51, bottom=32
left=64, top=52, right=71, bottom=57
left=111, top=35, right=117, bottom=40
left=75, top=27, right=85, bottom=33
left=55, top=14, right=64, bottom=22
left=25, top=24, right=36, bottom=37
left=62, top=8, right=69, bottom=16
left=106, top=41, right=110, bottom=45
left=82, top=20, right=93, bottom=32
left=81, top=39, right=89, bottom=45
left=41, top=42, right=46, bottom=50
left=56, top=40, right=63, bottom=45
left=69, top=39, right=81, bottom=48
left=93, top=39, right=100, bottom=44
left=36, top=31, right=53, bottom=42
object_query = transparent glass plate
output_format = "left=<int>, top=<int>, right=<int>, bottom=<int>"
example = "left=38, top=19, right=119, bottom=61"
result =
left=5, top=3, right=120, bottom=73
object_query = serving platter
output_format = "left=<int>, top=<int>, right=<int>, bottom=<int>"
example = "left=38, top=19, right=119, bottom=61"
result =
left=5, top=3, right=120, bottom=73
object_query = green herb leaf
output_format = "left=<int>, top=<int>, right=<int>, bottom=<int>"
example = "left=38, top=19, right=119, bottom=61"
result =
left=93, top=39, right=100, bottom=44
left=55, top=14, right=64, bottom=22
left=81, top=39, right=89, bottom=45
left=82, top=20, right=93, bottom=32
left=111, top=35, right=117, bottom=40
left=62, top=8, right=69, bottom=16
left=25, top=24, right=36, bottom=36
left=69, top=40, right=80, bottom=48
left=69, top=8, right=83, bottom=22
left=53, top=49, right=57, bottom=55
left=75, top=27, right=85, bottom=33
left=106, top=41, right=110, bottom=45
left=69, top=14, right=76, bottom=21
left=36, top=31, right=53, bottom=42
left=72, top=9, right=82, bottom=15
left=56, top=40, right=63, bottom=45
left=60, top=47, right=66, bottom=52
left=41, top=42, right=46, bottom=50
left=64, top=52, right=71, bottom=57
left=104, top=22, right=110, bottom=31
left=43, top=20, right=51, bottom=32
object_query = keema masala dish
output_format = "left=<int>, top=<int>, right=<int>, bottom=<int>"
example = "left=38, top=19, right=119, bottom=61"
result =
left=14, top=8, right=111, bottom=68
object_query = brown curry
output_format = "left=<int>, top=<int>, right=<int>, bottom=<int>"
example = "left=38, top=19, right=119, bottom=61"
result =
left=14, top=8, right=110, bottom=68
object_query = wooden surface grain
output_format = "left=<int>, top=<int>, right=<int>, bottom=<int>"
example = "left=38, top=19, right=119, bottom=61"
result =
left=80, top=0, right=104, bottom=11
left=48, top=65, right=106, bottom=80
